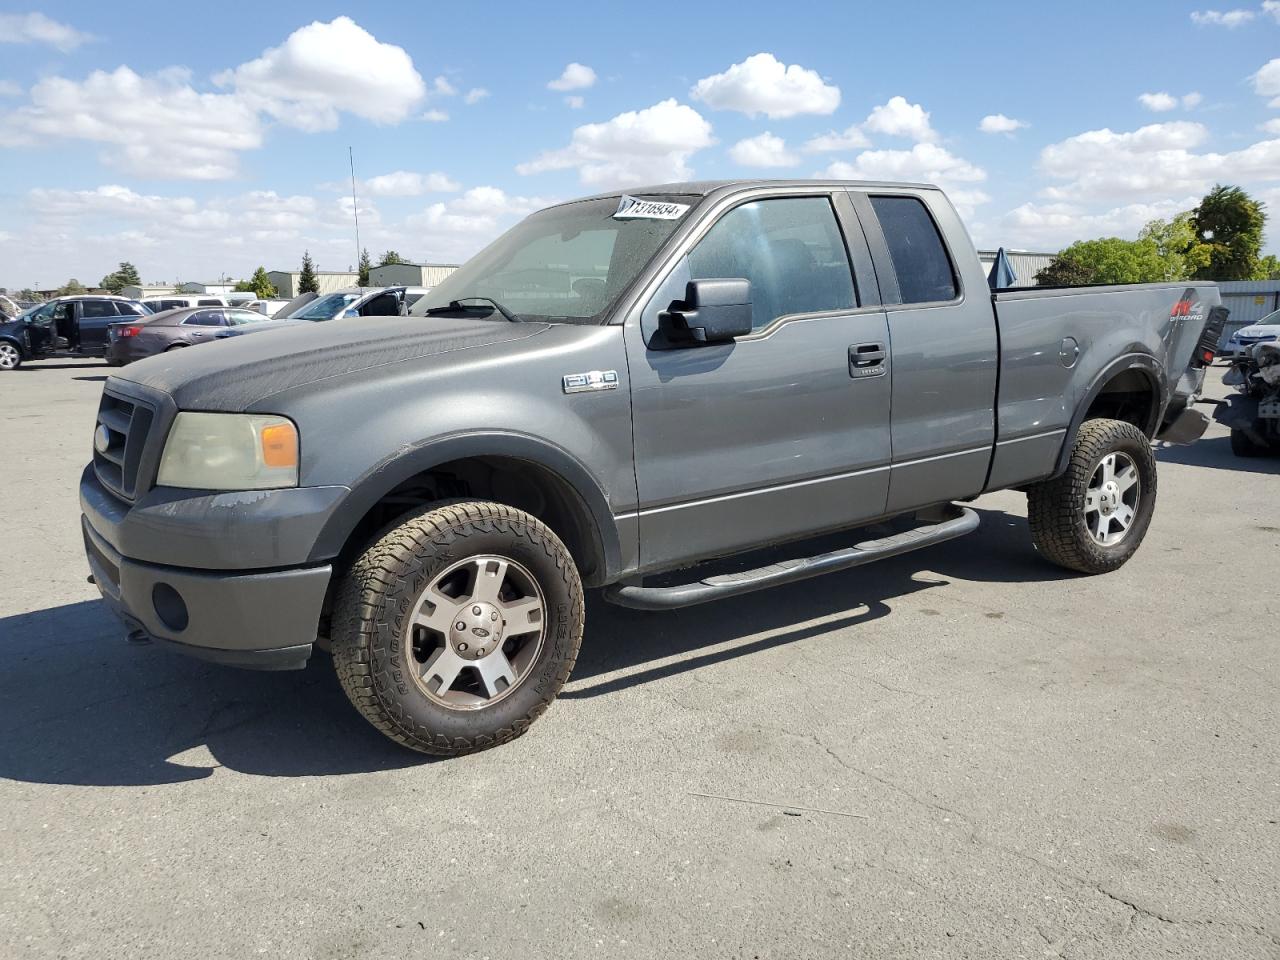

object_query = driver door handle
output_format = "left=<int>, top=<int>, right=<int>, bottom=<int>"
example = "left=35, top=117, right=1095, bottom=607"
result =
left=849, top=342, right=887, bottom=378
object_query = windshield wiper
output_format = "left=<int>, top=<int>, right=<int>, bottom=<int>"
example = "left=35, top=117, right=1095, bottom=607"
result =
left=424, top=296, right=522, bottom=323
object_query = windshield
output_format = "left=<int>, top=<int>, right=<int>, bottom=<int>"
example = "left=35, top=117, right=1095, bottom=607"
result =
left=409, top=195, right=696, bottom=323
left=293, top=292, right=362, bottom=320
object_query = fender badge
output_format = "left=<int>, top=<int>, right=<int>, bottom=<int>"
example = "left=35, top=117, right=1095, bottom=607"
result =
left=563, top=370, right=619, bottom=394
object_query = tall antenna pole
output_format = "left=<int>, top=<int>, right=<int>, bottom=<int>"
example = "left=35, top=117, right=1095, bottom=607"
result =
left=349, top=146, right=362, bottom=283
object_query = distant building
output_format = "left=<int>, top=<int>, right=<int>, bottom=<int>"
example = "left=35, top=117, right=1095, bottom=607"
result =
left=976, top=250, right=1056, bottom=287
left=369, top=262, right=458, bottom=288
left=121, top=284, right=177, bottom=299
left=179, top=281, right=237, bottom=295
left=267, top=270, right=360, bottom=299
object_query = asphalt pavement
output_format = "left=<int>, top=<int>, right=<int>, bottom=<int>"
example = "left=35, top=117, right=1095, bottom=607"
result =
left=1, top=359, right=1277, bottom=959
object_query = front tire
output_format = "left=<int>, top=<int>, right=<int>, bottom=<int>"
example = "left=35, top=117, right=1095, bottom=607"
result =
left=1027, top=418, right=1157, bottom=574
left=1230, top=427, right=1272, bottom=458
left=331, top=500, right=584, bottom=755
left=0, top=341, right=22, bottom=370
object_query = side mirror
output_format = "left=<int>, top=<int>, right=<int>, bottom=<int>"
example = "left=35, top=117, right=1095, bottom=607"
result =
left=660, top=278, right=752, bottom=345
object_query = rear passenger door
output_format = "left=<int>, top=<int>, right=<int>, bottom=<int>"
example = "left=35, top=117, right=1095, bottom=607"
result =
left=852, top=190, right=998, bottom=513
left=626, top=191, right=893, bottom=570
left=77, top=301, right=118, bottom=354
left=181, top=309, right=227, bottom=342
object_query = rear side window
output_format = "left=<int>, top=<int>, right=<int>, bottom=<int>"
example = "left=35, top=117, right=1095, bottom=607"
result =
left=80, top=301, right=115, bottom=318
left=114, top=302, right=147, bottom=316
left=688, top=196, right=856, bottom=332
left=869, top=196, right=958, bottom=305
left=197, top=298, right=221, bottom=306
left=183, top=310, right=225, bottom=327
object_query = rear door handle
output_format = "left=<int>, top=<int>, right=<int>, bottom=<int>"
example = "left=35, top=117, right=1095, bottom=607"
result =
left=849, top=342, right=887, bottom=378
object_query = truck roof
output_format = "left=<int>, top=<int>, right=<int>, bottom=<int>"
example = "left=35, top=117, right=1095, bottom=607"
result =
left=560, top=178, right=943, bottom=207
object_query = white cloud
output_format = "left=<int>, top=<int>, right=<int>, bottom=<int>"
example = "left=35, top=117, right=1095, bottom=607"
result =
left=690, top=53, right=839, bottom=119
left=28, top=184, right=198, bottom=219
left=1182, top=91, right=1203, bottom=109
left=1266, top=0, right=1280, bottom=21
left=1138, top=92, right=1178, bottom=112
left=363, top=171, right=461, bottom=196
left=863, top=96, right=936, bottom=142
left=1000, top=196, right=1199, bottom=249
left=1255, top=59, right=1280, bottom=107
left=516, top=98, right=715, bottom=187
left=1038, top=121, right=1280, bottom=202
left=0, top=81, right=22, bottom=98
left=803, top=124, right=870, bottom=152
left=2, top=66, right=262, bottom=179
left=1262, top=118, right=1280, bottom=134
left=728, top=132, right=800, bottom=168
left=1190, top=8, right=1255, bottom=26
left=420, top=109, right=449, bottom=122
left=979, top=113, right=1027, bottom=134
left=564, top=95, right=585, bottom=110
left=0, top=12, right=93, bottom=52
left=463, top=87, right=489, bottom=105
left=432, top=76, right=457, bottom=97
left=216, top=17, right=426, bottom=131
left=819, top=143, right=986, bottom=186
left=547, top=63, right=597, bottom=92
left=405, top=187, right=555, bottom=260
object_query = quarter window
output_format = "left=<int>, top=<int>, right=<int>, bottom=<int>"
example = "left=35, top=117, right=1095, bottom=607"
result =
left=687, top=197, right=856, bottom=332
left=869, top=196, right=958, bottom=304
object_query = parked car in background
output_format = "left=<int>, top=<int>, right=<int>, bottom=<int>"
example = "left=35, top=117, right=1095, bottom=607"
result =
left=277, top=286, right=430, bottom=321
left=0, top=295, right=150, bottom=370
left=139, top=294, right=232, bottom=313
left=107, top=306, right=277, bottom=364
left=1221, top=312, right=1279, bottom=359
left=1216, top=336, right=1280, bottom=456
left=240, top=298, right=292, bottom=317
left=0, top=294, right=20, bottom=318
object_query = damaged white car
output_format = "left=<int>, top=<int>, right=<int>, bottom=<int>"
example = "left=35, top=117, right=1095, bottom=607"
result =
left=1216, top=336, right=1280, bottom=456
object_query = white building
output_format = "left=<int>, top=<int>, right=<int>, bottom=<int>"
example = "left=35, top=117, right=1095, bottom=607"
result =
left=120, top=284, right=177, bottom=299
left=267, top=270, right=360, bottom=299
left=179, top=281, right=237, bottom=295
left=369, top=262, right=458, bottom=288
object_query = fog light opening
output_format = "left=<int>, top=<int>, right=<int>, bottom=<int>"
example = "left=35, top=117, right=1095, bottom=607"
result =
left=152, top=583, right=189, bottom=632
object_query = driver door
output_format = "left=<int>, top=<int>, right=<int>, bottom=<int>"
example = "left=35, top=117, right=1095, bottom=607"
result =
left=624, top=192, right=893, bottom=572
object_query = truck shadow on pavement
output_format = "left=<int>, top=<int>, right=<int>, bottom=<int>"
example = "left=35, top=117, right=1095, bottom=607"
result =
left=1156, top=436, right=1280, bottom=475
left=0, top=508, right=1065, bottom=787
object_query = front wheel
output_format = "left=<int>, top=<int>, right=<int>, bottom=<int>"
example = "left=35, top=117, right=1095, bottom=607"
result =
left=1230, top=427, right=1272, bottom=458
left=331, top=500, right=584, bottom=755
left=1027, top=418, right=1157, bottom=574
left=0, top=341, right=22, bottom=370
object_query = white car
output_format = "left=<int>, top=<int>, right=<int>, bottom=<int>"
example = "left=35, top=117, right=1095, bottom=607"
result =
left=1222, top=310, right=1280, bottom=358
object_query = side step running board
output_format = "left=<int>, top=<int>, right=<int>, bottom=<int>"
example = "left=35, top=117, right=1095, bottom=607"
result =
left=604, top=506, right=980, bottom=610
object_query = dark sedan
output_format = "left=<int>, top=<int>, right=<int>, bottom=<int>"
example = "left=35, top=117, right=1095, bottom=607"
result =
left=107, top=305, right=275, bottom=363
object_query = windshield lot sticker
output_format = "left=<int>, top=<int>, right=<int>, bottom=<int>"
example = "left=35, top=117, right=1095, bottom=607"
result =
left=614, top=195, right=690, bottom=220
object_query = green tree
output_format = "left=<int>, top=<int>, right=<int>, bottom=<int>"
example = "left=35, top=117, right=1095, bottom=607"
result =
left=57, top=278, right=87, bottom=296
left=1035, top=237, right=1171, bottom=286
left=1191, top=184, right=1266, bottom=280
left=17, top=288, right=41, bottom=302
left=299, top=251, right=319, bottom=294
left=100, top=261, right=142, bottom=294
left=358, top=248, right=372, bottom=286
left=377, top=249, right=407, bottom=267
left=233, top=278, right=255, bottom=292
left=247, top=266, right=276, bottom=298
left=1138, top=213, right=1211, bottom=281
left=1255, top=254, right=1280, bottom=280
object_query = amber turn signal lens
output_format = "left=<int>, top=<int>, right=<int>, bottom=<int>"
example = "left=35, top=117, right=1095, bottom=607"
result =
left=259, top=422, right=298, bottom=468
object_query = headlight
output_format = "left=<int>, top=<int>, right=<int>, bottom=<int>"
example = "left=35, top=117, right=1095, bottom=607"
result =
left=157, top=412, right=299, bottom=490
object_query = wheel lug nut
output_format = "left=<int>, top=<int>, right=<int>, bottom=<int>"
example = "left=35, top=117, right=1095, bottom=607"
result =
left=455, top=621, right=466, bottom=631
left=473, top=605, right=482, bottom=615
left=490, top=612, right=498, bottom=621
left=458, top=642, right=468, bottom=652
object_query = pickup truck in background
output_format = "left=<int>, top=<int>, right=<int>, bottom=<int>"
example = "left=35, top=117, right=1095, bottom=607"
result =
left=0, top=295, right=153, bottom=370
left=79, top=179, right=1221, bottom=755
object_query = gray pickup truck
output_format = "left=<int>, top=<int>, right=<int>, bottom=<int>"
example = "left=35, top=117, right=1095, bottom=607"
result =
left=80, top=179, right=1221, bottom=755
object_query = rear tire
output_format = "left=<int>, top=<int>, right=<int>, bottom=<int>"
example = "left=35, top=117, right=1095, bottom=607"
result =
left=1230, top=427, right=1272, bottom=458
left=331, top=500, right=584, bottom=755
left=1027, top=418, right=1157, bottom=574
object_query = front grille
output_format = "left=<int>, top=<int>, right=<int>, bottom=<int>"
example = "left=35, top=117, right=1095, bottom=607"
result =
left=93, top=390, right=155, bottom=501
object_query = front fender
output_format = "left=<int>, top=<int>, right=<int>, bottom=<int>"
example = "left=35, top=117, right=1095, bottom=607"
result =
left=308, top=430, right=624, bottom=580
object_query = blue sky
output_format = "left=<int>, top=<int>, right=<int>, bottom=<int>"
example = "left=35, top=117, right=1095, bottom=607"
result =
left=1, top=1, right=1279, bottom=290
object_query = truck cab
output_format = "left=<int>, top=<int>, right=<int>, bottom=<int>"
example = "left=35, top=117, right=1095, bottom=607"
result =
left=0, top=296, right=152, bottom=369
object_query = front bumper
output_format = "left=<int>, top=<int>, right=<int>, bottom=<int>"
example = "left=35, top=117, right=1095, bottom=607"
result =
left=83, top=516, right=331, bottom=670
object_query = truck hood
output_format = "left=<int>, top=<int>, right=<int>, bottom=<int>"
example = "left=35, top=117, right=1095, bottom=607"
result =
left=113, top=315, right=549, bottom=411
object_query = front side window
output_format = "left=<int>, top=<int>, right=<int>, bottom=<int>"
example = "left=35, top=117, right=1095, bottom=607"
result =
left=409, top=195, right=694, bottom=323
left=687, top=197, right=856, bottom=332
left=197, top=299, right=221, bottom=306
left=869, top=195, right=958, bottom=305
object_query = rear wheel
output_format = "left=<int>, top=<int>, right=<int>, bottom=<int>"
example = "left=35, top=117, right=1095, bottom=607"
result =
left=165, top=343, right=188, bottom=351
left=1027, top=418, right=1157, bottom=574
left=0, top=341, right=22, bottom=370
left=331, top=500, right=584, bottom=755
left=1230, top=427, right=1272, bottom=457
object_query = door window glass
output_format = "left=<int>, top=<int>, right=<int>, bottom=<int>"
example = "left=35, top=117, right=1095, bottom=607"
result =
left=869, top=196, right=958, bottom=304
left=687, top=197, right=856, bottom=332
left=81, top=301, right=115, bottom=318
left=183, top=310, right=226, bottom=327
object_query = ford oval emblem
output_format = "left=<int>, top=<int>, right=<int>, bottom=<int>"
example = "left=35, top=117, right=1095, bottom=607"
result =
left=93, top=424, right=111, bottom=454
